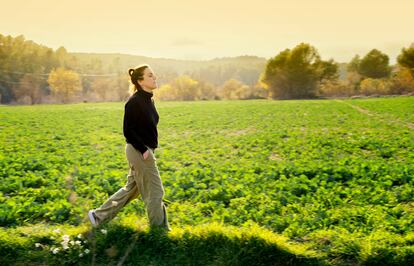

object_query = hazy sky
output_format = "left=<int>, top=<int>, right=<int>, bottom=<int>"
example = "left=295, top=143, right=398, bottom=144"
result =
left=1, top=0, right=413, bottom=63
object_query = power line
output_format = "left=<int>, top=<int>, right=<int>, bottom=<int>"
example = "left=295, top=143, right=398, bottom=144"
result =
left=78, top=73, right=118, bottom=77
left=0, top=70, right=49, bottom=81
left=0, top=78, right=32, bottom=85
left=0, top=69, right=119, bottom=77
left=0, top=70, right=49, bottom=76
left=0, top=69, right=120, bottom=85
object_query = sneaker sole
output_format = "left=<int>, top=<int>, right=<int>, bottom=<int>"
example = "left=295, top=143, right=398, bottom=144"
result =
left=88, top=210, right=97, bottom=227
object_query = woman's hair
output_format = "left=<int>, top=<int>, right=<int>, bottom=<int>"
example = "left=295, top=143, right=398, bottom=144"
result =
left=128, top=64, right=150, bottom=95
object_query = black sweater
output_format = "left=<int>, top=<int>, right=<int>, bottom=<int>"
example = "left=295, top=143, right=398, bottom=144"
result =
left=123, top=89, right=159, bottom=154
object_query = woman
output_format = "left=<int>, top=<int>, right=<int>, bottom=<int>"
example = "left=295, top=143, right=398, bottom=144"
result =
left=88, top=64, right=170, bottom=230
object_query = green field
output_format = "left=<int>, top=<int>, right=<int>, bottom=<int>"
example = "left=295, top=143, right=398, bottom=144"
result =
left=1, top=97, right=413, bottom=265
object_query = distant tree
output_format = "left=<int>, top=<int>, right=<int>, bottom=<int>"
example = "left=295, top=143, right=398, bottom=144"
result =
left=195, top=65, right=223, bottom=86
left=261, top=43, right=338, bottom=99
left=316, top=59, right=339, bottom=81
left=0, top=34, right=61, bottom=103
left=397, top=44, right=414, bottom=77
left=80, top=58, right=104, bottom=98
left=251, top=81, right=269, bottom=99
left=389, top=67, right=414, bottom=94
left=55, top=46, right=68, bottom=67
left=48, top=68, right=82, bottom=103
left=234, top=86, right=253, bottom=99
left=358, top=49, right=391, bottom=79
left=347, top=55, right=361, bottom=73
left=346, top=55, right=364, bottom=92
left=198, top=81, right=217, bottom=100
left=318, top=79, right=355, bottom=97
left=91, top=78, right=115, bottom=101
left=12, top=74, right=43, bottom=104
left=154, top=84, right=175, bottom=101
left=345, top=71, right=363, bottom=94
left=235, top=67, right=262, bottom=86
left=219, top=79, right=249, bottom=99
left=171, top=75, right=200, bottom=100
left=115, top=74, right=130, bottom=101
left=218, top=79, right=244, bottom=100
left=360, top=78, right=390, bottom=95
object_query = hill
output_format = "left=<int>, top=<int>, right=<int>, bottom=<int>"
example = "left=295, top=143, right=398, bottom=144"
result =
left=71, top=52, right=267, bottom=86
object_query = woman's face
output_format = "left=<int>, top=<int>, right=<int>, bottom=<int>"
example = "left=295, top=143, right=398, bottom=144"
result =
left=138, top=67, right=157, bottom=91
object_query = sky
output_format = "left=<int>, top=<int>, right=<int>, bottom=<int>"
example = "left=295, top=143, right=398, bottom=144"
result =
left=1, top=0, right=413, bottom=63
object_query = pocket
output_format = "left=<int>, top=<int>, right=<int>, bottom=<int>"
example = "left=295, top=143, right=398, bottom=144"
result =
left=146, top=149, right=156, bottom=161
left=143, top=146, right=156, bottom=161
left=150, top=149, right=156, bottom=161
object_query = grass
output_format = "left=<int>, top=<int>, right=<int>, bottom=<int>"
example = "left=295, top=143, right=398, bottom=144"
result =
left=0, top=216, right=325, bottom=266
left=1, top=96, right=414, bottom=265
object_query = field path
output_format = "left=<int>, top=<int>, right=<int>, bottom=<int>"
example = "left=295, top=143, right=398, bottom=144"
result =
left=335, top=99, right=414, bottom=130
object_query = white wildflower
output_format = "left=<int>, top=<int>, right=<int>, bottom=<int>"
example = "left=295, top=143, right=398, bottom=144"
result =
left=62, top=235, right=70, bottom=242
left=52, top=248, right=60, bottom=254
left=35, top=243, right=42, bottom=248
left=70, top=240, right=75, bottom=245
left=75, top=240, right=81, bottom=245
left=60, top=234, right=70, bottom=249
left=101, top=229, right=107, bottom=235
left=84, top=249, right=90, bottom=254
left=77, top=234, right=82, bottom=239
left=79, top=253, right=84, bottom=257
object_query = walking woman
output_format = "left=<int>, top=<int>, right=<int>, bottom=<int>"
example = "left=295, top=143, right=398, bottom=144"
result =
left=88, top=64, right=170, bottom=230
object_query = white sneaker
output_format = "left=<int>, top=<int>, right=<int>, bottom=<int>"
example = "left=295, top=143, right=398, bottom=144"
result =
left=88, top=210, right=98, bottom=227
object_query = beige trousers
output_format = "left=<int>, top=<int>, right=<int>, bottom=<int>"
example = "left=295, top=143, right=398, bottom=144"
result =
left=94, top=143, right=169, bottom=229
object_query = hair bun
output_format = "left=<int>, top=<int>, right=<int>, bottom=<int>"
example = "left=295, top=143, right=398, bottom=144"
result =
left=128, top=69, right=134, bottom=77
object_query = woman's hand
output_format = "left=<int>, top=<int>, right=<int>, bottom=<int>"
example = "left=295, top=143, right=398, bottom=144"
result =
left=143, top=150, right=150, bottom=160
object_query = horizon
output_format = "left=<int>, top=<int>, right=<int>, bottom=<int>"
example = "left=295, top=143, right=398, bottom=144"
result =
left=1, top=0, right=414, bottom=64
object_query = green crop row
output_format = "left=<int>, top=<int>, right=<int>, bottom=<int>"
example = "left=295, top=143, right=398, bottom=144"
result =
left=1, top=97, right=413, bottom=264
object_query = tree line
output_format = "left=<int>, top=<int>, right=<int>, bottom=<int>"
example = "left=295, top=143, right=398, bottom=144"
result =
left=0, top=34, right=413, bottom=104
left=262, top=43, right=414, bottom=99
